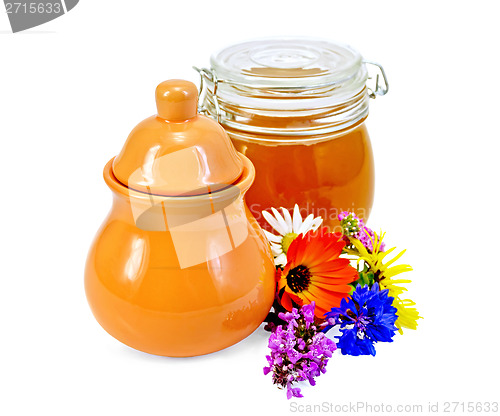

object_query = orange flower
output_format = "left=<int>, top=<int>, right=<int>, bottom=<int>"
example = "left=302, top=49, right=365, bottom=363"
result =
left=277, top=228, right=358, bottom=319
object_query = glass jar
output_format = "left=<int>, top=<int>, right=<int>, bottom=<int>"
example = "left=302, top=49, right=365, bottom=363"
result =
left=196, top=38, right=388, bottom=232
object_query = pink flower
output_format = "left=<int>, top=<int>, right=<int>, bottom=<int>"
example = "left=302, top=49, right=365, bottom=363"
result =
left=338, top=211, right=385, bottom=253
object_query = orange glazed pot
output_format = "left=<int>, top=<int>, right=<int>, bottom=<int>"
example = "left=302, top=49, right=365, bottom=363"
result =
left=85, top=80, right=275, bottom=357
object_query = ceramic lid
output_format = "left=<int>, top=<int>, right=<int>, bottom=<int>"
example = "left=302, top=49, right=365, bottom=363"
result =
left=112, top=80, right=244, bottom=196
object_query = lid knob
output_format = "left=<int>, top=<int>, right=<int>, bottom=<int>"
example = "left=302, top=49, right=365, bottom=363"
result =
left=112, top=79, right=244, bottom=197
left=155, top=79, right=198, bottom=121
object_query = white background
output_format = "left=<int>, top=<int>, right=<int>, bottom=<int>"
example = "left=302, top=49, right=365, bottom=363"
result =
left=1, top=1, right=499, bottom=415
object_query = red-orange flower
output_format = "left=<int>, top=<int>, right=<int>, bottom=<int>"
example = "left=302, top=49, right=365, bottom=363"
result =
left=277, top=228, right=358, bottom=319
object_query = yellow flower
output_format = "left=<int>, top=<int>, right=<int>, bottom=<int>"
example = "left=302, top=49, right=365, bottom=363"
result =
left=348, top=231, right=422, bottom=334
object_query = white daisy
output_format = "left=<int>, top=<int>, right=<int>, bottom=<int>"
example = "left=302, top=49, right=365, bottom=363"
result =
left=262, top=204, right=323, bottom=267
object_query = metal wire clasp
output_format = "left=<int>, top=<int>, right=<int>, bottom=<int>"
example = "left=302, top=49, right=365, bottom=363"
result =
left=193, top=66, right=222, bottom=122
left=364, top=61, right=389, bottom=98
left=194, top=61, right=389, bottom=122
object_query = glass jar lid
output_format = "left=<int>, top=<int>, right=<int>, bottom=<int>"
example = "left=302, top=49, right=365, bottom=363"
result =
left=197, top=38, right=388, bottom=138
left=210, top=38, right=365, bottom=89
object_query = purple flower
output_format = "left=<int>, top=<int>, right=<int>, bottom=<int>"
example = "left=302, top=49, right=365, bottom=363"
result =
left=263, top=302, right=337, bottom=399
left=338, top=211, right=385, bottom=252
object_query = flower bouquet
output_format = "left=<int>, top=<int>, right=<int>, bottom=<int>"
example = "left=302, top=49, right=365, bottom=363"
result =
left=261, top=207, right=422, bottom=399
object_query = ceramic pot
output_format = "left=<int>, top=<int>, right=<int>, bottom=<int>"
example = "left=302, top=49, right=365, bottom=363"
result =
left=85, top=80, right=276, bottom=357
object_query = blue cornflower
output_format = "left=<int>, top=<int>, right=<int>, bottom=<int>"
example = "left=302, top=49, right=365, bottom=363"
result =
left=322, top=283, right=398, bottom=356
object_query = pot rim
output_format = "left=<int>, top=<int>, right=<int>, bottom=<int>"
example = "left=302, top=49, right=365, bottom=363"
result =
left=103, top=153, right=255, bottom=204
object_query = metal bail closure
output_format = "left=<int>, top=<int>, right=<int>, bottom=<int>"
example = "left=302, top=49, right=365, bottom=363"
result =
left=194, top=58, right=389, bottom=126
left=193, top=66, right=222, bottom=123
left=364, top=61, right=389, bottom=99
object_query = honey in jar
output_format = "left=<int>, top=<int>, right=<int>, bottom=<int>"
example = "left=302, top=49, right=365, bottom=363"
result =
left=197, top=38, right=388, bottom=232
